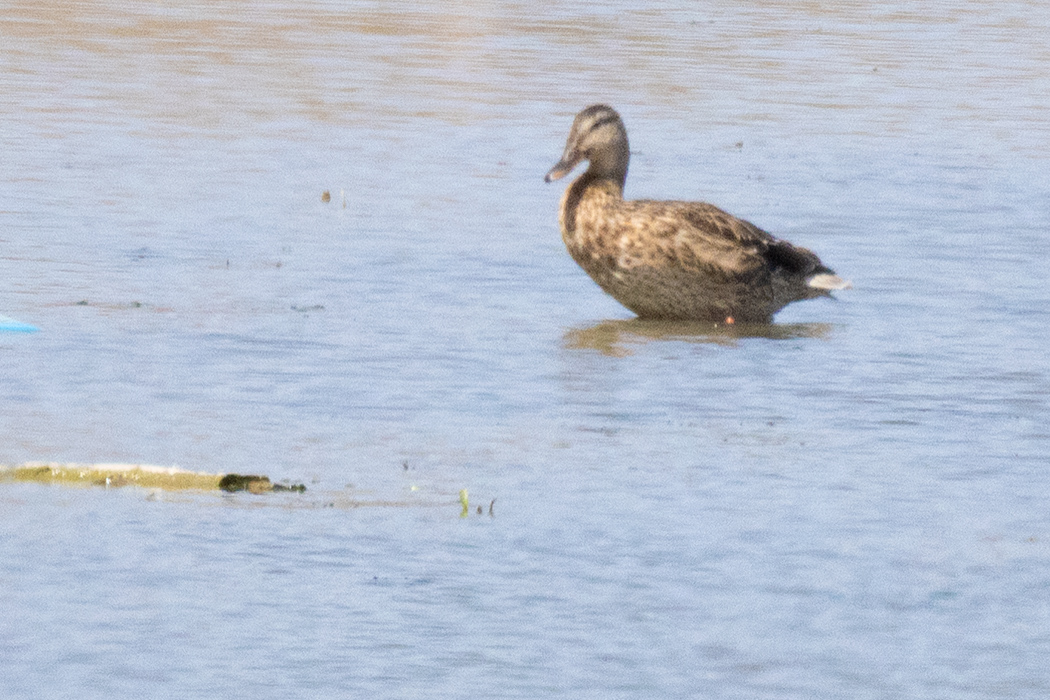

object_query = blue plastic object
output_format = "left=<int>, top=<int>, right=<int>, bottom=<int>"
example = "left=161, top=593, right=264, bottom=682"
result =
left=0, top=314, right=38, bottom=333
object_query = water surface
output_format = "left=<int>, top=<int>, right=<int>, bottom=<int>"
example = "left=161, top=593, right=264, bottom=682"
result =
left=3, top=1, right=1050, bottom=698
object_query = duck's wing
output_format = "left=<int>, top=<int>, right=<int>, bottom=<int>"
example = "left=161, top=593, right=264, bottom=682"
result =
left=624, top=200, right=804, bottom=278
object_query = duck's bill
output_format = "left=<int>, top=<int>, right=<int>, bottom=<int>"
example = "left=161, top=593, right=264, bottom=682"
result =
left=544, top=159, right=577, bottom=183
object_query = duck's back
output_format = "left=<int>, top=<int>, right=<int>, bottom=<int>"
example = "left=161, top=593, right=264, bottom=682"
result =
left=561, top=178, right=837, bottom=322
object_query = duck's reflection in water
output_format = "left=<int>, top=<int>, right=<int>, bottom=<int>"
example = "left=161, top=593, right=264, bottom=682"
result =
left=563, top=318, right=835, bottom=356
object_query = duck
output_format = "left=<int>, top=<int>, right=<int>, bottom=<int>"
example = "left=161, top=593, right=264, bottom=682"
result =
left=544, top=104, right=850, bottom=323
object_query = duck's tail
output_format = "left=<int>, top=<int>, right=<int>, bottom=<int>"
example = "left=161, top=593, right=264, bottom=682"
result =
left=807, top=272, right=852, bottom=291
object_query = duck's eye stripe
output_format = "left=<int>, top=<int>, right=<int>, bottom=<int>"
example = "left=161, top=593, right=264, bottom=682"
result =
left=589, top=115, right=619, bottom=130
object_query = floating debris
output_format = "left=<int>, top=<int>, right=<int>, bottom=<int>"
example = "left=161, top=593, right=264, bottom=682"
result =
left=218, top=473, right=306, bottom=493
left=1, top=463, right=305, bottom=494
left=321, top=189, right=347, bottom=207
left=0, top=314, right=38, bottom=333
left=1, top=464, right=498, bottom=516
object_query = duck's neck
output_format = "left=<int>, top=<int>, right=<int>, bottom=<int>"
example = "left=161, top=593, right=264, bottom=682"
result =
left=560, top=171, right=624, bottom=237
left=586, top=138, right=629, bottom=191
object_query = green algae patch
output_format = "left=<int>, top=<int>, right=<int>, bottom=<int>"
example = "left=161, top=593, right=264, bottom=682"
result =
left=2, top=463, right=305, bottom=493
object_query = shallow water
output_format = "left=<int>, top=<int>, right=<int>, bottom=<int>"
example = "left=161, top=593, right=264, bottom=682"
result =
left=3, top=1, right=1050, bottom=697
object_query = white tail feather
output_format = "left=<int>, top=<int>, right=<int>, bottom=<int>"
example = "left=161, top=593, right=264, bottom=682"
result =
left=807, top=273, right=852, bottom=291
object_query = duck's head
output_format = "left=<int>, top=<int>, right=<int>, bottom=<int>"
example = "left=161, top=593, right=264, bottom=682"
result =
left=545, top=104, right=630, bottom=188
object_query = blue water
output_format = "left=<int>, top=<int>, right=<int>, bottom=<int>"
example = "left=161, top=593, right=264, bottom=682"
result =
left=3, top=1, right=1050, bottom=697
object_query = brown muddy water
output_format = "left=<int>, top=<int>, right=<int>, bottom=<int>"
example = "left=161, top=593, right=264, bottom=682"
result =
left=3, top=2, right=1050, bottom=698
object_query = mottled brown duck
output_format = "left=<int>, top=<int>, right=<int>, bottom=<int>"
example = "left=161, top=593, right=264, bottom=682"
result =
left=545, top=104, right=850, bottom=323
